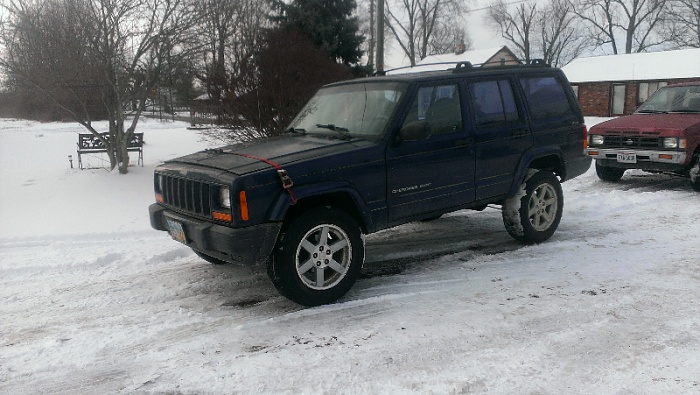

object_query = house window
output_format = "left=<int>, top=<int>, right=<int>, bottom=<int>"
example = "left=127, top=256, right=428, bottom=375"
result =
left=612, top=84, right=626, bottom=115
left=571, top=85, right=579, bottom=99
left=638, top=81, right=668, bottom=104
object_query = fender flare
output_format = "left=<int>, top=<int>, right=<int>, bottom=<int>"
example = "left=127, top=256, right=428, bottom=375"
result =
left=507, top=146, right=565, bottom=198
left=267, top=181, right=374, bottom=230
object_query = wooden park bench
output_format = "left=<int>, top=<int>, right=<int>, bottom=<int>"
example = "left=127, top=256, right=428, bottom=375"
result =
left=76, top=132, right=144, bottom=169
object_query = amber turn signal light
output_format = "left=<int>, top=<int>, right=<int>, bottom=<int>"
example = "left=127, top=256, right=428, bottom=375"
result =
left=213, top=211, right=232, bottom=222
left=239, top=191, right=249, bottom=221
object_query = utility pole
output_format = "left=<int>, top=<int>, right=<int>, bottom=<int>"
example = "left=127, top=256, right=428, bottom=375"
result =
left=368, top=0, right=375, bottom=68
left=376, top=0, right=384, bottom=73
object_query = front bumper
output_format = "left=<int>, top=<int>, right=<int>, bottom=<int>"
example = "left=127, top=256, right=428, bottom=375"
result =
left=587, top=148, right=687, bottom=171
left=149, top=204, right=282, bottom=265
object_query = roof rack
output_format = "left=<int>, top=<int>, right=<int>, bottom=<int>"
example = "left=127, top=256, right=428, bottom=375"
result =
left=452, top=61, right=473, bottom=73
left=375, top=61, right=464, bottom=76
left=377, top=57, right=550, bottom=76
left=528, top=59, right=549, bottom=66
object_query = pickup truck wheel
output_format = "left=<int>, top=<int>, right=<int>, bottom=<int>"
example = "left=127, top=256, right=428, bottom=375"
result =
left=268, top=207, right=364, bottom=306
left=502, top=170, right=563, bottom=243
left=690, top=156, right=700, bottom=192
left=595, top=162, right=625, bottom=182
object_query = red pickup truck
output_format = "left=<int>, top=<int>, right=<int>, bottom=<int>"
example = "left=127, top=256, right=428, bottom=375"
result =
left=587, top=81, right=700, bottom=191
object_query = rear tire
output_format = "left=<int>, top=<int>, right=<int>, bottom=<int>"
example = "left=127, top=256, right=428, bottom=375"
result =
left=595, top=162, right=625, bottom=182
left=502, top=170, right=563, bottom=243
left=267, top=207, right=364, bottom=307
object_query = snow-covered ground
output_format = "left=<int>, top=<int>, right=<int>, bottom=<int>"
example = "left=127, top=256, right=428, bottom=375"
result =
left=1, top=117, right=699, bottom=394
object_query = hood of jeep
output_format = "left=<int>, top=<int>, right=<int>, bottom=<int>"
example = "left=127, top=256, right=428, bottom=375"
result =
left=167, top=134, right=376, bottom=174
left=591, top=113, right=700, bottom=135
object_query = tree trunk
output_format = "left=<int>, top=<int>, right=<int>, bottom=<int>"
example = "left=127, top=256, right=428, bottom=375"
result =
left=106, top=115, right=131, bottom=174
left=117, top=138, right=130, bottom=174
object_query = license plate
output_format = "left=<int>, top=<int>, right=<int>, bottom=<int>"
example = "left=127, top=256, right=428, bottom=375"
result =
left=617, top=152, right=637, bottom=164
left=166, top=218, right=187, bottom=244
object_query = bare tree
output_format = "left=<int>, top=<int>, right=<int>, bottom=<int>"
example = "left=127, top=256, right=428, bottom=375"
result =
left=357, top=0, right=376, bottom=68
left=489, top=0, right=589, bottom=66
left=538, top=0, right=589, bottom=66
left=488, top=0, right=538, bottom=63
left=0, top=0, right=198, bottom=173
left=570, top=0, right=670, bottom=54
left=428, top=25, right=472, bottom=55
left=662, top=0, right=700, bottom=48
left=385, top=0, right=468, bottom=66
left=192, top=0, right=268, bottom=103
left=0, top=0, right=108, bottom=120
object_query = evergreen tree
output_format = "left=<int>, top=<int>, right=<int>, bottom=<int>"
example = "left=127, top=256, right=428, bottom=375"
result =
left=271, top=0, right=364, bottom=65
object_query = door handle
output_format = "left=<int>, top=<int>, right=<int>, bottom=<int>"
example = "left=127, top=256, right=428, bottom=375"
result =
left=512, top=128, right=529, bottom=136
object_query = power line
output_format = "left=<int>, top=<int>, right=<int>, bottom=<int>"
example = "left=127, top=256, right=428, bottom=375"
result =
left=384, top=0, right=535, bottom=26
left=467, top=0, right=532, bottom=14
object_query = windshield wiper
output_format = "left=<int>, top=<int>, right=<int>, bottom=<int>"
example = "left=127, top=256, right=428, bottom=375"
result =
left=636, top=109, right=668, bottom=114
left=669, top=109, right=700, bottom=114
left=316, top=123, right=349, bottom=132
left=285, top=127, right=307, bottom=135
left=315, top=124, right=351, bottom=139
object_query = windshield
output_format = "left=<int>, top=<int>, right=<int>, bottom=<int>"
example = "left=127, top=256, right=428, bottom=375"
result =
left=288, top=82, right=406, bottom=139
left=636, top=85, right=700, bottom=114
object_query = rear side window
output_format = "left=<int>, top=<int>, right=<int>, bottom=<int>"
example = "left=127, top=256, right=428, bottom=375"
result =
left=520, top=76, right=576, bottom=120
left=470, top=80, right=520, bottom=128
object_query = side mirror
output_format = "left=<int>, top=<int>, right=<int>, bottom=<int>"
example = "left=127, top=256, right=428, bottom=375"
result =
left=399, top=120, right=431, bottom=141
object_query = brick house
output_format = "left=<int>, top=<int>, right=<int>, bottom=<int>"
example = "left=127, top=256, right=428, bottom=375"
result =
left=562, top=48, right=700, bottom=117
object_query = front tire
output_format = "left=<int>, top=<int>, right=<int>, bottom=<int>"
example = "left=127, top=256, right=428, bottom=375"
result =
left=502, top=170, right=563, bottom=243
left=690, top=155, right=700, bottom=192
left=267, top=207, right=364, bottom=306
left=596, top=162, right=625, bottom=182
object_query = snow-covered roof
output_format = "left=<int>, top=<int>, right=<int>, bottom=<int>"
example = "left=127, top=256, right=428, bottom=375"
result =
left=387, top=46, right=519, bottom=74
left=194, top=92, right=213, bottom=101
left=562, top=48, right=700, bottom=83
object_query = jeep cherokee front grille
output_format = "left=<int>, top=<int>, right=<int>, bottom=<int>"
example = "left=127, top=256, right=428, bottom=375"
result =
left=158, top=175, right=212, bottom=217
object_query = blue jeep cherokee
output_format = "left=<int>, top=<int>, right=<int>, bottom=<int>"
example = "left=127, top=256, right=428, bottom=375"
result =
left=149, top=62, right=591, bottom=306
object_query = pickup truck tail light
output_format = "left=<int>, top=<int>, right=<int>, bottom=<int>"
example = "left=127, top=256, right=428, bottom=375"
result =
left=583, top=125, right=589, bottom=151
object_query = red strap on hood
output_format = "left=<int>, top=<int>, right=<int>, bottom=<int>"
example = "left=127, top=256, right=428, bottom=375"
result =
left=233, top=153, right=298, bottom=205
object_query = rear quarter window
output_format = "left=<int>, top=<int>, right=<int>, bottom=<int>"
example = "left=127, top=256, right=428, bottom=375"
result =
left=520, top=76, right=576, bottom=120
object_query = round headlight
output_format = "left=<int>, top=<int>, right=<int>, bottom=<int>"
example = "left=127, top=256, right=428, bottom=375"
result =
left=590, top=135, right=605, bottom=145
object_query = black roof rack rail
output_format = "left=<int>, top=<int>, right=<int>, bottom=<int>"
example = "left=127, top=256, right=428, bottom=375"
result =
left=376, top=57, right=550, bottom=76
left=375, top=61, right=466, bottom=76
